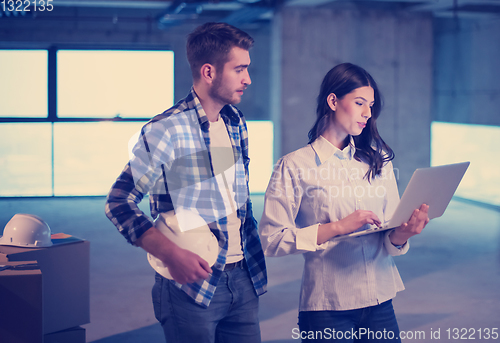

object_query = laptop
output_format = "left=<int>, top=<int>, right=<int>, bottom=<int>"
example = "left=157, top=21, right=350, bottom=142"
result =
left=334, top=161, right=470, bottom=240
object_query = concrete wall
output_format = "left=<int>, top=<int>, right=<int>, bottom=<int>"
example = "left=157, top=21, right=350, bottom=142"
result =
left=273, top=5, right=433, bottom=189
left=433, top=17, right=500, bottom=126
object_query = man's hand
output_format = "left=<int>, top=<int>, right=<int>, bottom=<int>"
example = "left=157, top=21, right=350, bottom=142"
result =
left=389, top=203, right=430, bottom=246
left=136, top=226, right=213, bottom=284
left=163, top=245, right=212, bottom=284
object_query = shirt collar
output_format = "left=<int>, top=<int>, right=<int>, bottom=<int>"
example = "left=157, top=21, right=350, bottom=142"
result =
left=190, top=87, right=240, bottom=130
left=311, top=135, right=356, bottom=164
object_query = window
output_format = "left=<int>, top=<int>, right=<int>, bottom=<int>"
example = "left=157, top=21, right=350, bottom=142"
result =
left=57, top=50, right=174, bottom=118
left=0, top=123, right=52, bottom=196
left=1, top=48, right=275, bottom=196
left=0, top=48, right=174, bottom=197
left=431, top=121, right=500, bottom=206
left=246, top=121, right=274, bottom=193
left=0, top=50, right=48, bottom=117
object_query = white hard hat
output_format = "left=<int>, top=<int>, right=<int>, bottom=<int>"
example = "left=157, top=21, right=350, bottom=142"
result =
left=0, top=214, right=53, bottom=248
left=147, top=208, right=219, bottom=280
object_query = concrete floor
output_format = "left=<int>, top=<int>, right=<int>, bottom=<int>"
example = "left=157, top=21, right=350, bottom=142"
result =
left=0, top=196, right=499, bottom=342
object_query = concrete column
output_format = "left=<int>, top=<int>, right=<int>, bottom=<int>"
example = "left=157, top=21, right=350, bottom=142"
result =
left=274, top=5, right=433, bottom=190
left=434, top=17, right=500, bottom=126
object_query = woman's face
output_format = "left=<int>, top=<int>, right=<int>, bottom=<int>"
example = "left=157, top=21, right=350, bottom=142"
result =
left=329, top=86, right=374, bottom=138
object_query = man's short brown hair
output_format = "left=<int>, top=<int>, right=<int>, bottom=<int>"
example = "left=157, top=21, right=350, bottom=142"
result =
left=186, top=22, right=254, bottom=81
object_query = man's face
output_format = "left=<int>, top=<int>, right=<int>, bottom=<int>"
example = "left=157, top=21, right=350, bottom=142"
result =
left=209, top=46, right=251, bottom=106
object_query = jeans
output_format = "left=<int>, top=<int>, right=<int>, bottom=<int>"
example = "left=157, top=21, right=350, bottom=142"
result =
left=298, top=300, right=401, bottom=343
left=152, top=265, right=261, bottom=343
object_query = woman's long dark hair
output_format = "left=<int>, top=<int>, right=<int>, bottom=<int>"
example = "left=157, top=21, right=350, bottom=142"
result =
left=308, top=63, right=394, bottom=181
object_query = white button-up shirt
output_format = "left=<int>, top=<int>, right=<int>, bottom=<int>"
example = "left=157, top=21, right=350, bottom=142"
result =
left=259, top=135, right=409, bottom=311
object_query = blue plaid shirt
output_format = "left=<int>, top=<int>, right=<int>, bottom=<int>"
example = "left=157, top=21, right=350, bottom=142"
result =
left=105, top=88, right=267, bottom=307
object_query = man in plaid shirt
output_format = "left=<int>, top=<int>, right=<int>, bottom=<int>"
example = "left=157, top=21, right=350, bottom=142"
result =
left=105, top=22, right=267, bottom=342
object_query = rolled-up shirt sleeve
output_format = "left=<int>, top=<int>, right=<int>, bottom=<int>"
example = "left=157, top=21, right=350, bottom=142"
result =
left=384, top=230, right=410, bottom=256
left=259, top=158, right=326, bottom=257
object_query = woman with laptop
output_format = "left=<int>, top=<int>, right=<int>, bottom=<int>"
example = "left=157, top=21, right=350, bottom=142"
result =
left=259, top=63, right=429, bottom=342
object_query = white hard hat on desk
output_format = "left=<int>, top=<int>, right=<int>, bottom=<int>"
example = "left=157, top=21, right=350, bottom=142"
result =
left=0, top=213, right=53, bottom=248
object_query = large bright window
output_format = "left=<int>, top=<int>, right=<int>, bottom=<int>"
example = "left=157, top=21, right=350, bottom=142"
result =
left=0, top=124, right=52, bottom=196
left=1, top=48, right=275, bottom=197
left=0, top=50, right=48, bottom=117
left=52, top=121, right=273, bottom=196
left=57, top=50, right=174, bottom=118
left=0, top=48, right=175, bottom=197
left=53, top=122, right=144, bottom=196
left=431, top=121, right=500, bottom=206
left=247, top=121, right=274, bottom=193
